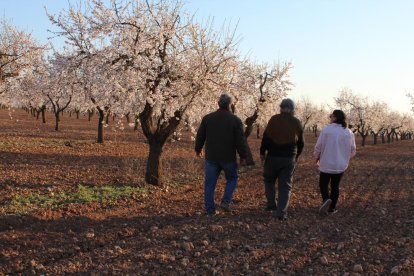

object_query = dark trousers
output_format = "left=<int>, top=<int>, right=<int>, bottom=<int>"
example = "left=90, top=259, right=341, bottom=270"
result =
left=264, top=156, right=295, bottom=218
left=319, top=172, right=344, bottom=210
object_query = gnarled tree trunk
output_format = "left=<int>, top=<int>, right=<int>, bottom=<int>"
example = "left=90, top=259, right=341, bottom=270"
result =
left=139, top=103, right=182, bottom=186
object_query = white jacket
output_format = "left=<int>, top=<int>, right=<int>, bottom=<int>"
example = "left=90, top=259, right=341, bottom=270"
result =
left=314, top=123, right=356, bottom=174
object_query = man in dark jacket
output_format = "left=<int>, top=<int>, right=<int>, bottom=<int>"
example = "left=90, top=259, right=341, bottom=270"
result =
left=195, top=94, right=247, bottom=215
left=260, top=98, right=304, bottom=220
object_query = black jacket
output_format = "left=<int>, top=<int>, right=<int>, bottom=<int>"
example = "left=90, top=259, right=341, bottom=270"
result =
left=195, top=109, right=247, bottom=162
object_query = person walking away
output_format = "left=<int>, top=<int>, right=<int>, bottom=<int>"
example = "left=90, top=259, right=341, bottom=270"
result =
left=314, top=109, right=356, bottom=215
left=260, top=98, right=304, bottom=220
left=195, top=94, right=247, bottom=215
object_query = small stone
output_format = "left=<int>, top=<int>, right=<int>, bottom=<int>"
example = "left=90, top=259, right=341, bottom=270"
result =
left=30, top=260, right=37, bottom=267
left=294, top=231, right=299, bottom=235
left=211, top=225, right=224, bottom=232
left=202, top=240, right=209, bottom=246
left=159, top=254, right=169, bottom=262
left=353, top=264, right=363, bottom=273
left=390, top=266, right=399, bottom=274
left=181, top=258, right=189, bottom=267
left=194, top=252, right=201, bottom=257
left=85, top=231, right=95, bottom=238
left=320, top=256, right=329, bottom=265
left=182, top=242, right=194, bottom=251
left=255, top=225, right=264, bottom=231
left=74, top=246, right=81, bottom=251
left=182, top=236, right=190, bottom=241
left=150, top=226, right=158, bottom=232
left=35, top=264, right=44, bottom=270
left=337, top=242, right=345, bottom=251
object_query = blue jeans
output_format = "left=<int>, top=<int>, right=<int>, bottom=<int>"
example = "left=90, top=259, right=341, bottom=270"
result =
left=204, top=160, right=238, bottom=213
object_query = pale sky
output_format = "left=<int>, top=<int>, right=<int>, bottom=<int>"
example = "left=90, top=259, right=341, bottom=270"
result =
left=2, top=0, right=414, bottom=113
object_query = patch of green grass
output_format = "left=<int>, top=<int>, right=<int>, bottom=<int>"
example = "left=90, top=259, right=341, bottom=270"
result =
left=3, top=184, right=148, bottom=215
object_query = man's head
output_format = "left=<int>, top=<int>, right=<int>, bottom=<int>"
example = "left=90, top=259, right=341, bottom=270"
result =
left=279, top=98, right=295, bottom=114
left=218, top=93, right=232, bottom=110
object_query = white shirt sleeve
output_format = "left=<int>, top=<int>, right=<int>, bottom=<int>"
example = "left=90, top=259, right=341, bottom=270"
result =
left=313, top=129, right=325, bottom=159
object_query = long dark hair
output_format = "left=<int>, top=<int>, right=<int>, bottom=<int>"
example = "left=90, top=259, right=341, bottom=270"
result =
left=332, top=109, right=347, bottom=129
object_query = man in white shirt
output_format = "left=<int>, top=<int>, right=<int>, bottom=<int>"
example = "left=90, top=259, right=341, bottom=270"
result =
left=314, top=109, right=356, bottom=214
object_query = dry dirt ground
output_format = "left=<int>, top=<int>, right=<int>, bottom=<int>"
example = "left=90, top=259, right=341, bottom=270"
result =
left=0, top=109, right=413, bottom=275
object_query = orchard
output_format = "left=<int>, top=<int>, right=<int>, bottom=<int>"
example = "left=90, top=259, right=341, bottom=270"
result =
left=1, top=0, right=413, bottom=274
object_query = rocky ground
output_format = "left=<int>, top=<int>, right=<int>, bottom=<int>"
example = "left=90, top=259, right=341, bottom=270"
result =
left=0, top=109, right=413, bottom=275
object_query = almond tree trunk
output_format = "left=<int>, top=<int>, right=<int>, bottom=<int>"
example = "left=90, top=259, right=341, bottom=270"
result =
left=55, top=112, right=60, bottom=131
left=373, top=133, right=378, bottom=145
left=41, top=107, right=46, bottom=124
left=243, top=112, right=258, bottom=166
left=97, top=107, right=105, bottom=144
left=146, top=140, right=164, bottom=185
left=139, top=104, right=182, bottom=186
left=88, top=110, right=93, bottom=121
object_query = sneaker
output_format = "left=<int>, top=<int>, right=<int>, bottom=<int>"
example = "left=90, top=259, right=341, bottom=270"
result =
left=328, top=208, right=338, bottom=214
left=219, top=202, right=231, bottom=213
left=265, top=205, right=277, bottom=211
left=319, top=199, right=332, bottom=215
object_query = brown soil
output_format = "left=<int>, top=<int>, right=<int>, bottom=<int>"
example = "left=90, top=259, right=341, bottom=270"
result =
left=0, top=109, right=413, bottom=275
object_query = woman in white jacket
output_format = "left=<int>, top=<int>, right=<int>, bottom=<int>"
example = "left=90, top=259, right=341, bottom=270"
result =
left=314, top=110, right=356, bottom=214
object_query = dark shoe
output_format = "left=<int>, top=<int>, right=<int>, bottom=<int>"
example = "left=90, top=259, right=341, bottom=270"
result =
left=328, top=208, right=338, bottom=214
left=206, top=210, right=217, bottom=216
left=277, top=216, right=287, bottom=221
left=265, top=205, right=277, bottom=211
left=319, top=199, right=332, bottom=215
left=219, top=202, right=231, bottom=213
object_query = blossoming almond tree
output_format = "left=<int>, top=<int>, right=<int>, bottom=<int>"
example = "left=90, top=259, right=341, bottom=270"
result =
left=226, top=60, right=293, bottom=164
left=335, top=89, right=372, bottom=146
left=295, top=96, right=318, bottom=131
left=0, top=19, right=44, bottom=105
left=48, top=0, right=239, bottom=185
left=368, top=101, right=388, bottom=145
left=13, top=61, right=50, bottom=123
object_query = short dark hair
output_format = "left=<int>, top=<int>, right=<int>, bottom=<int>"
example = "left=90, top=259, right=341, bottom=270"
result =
left=279, top=98, right=295, bottom=114
left=280, top=98, right=295, bottom=110
left=218, top=94, right=232, bottom=109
